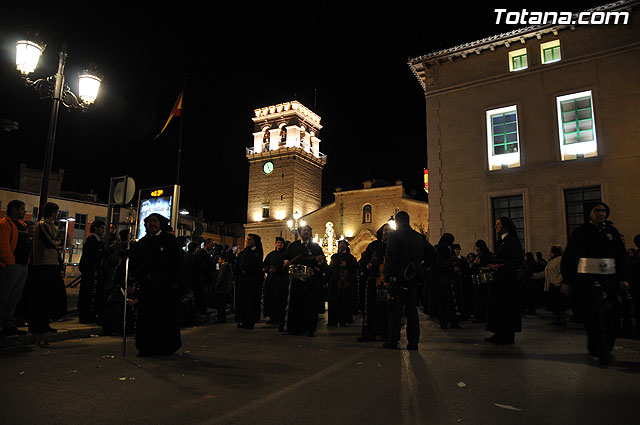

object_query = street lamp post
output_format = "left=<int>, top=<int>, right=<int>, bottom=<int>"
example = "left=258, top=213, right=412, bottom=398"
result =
left=15, top=37, right=102, bottom=216
left=388, top=215, right=397, bottom=230
left=286, top=210, right=306, bottom=241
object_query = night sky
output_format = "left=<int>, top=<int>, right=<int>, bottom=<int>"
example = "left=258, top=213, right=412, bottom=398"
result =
left=0, top=1, right=604, bottom=223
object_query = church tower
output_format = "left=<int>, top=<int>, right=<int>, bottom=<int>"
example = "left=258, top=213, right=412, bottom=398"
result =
left=244, top=101, right=326, bottom=247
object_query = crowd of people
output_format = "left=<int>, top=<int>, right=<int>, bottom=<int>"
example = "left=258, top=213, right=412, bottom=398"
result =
left=0, top=201, right=67, bottom=339
left=1, top=199, right=638, bottom=365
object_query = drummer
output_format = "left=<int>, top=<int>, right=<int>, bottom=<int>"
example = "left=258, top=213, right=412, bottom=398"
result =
left=471, top=239, right=493, bottom=323
left=283, top=225, right=326, bottom=337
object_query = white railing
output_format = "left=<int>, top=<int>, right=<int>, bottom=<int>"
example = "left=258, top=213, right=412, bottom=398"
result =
left=246, top=146, right=327, bottom=162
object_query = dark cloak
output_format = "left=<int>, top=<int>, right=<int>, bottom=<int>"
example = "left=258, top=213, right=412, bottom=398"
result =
left=131, top=231, right=183, bottom=356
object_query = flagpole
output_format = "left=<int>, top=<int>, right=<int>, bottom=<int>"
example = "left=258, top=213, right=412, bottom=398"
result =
left=176, top=78, right=185, bottom=186
left=176, top=106, right=183, bottom=186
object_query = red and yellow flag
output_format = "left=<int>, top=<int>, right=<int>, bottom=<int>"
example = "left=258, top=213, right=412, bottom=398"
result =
left=154, top=91, right=183, bottom=140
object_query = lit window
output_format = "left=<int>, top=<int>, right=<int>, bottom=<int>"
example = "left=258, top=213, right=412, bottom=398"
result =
left=541, top=40, right=561, bottom=64
left=486, top=106, right=521, bottom=170
left=491, top=195, right=526, bottom=250
left=263, top=128, right=270, bottom=150
left=556, top=91, right=597, bottom=160
left=262, top=205, right=270, bottom=219
left=564, top=186, right=601, bottom=238
left=509, top=48, right=528, bottom=72
left=362, top=204, right=372, bottom=224
left=74, top=213, right=87, bottom=230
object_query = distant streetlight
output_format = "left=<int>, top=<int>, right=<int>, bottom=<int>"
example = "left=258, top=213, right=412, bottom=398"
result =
left=287, top=210, right=305, bottom=240
left=60, top=217, right=76, bottom=268
left=388, top=215, right=396, bottom=230
left=15, top=36, right=102, bottom=216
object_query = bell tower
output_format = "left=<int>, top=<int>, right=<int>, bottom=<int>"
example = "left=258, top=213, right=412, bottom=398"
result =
left=244, top=101, right=327, bottom=246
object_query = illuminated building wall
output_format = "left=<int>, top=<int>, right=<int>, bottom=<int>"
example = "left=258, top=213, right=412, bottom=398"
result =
left=243, top=102, right=429, bottom=259
left=245, top=101, right=326, bottom=249
left=409, top=1, right=640, bottom=253
left=300, top=180, right=429, bottom=260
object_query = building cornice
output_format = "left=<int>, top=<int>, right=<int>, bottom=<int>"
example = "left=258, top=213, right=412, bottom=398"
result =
left=246, top=146, right=327, bottom=167
left=252, top=100, right=322, bottom=130
left=408, top=0, right=638, bottom=92
left=423, top=40, right=640, bottom=98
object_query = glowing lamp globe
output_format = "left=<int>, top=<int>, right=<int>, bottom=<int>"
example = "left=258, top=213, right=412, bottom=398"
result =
left=78, top=73, right=102, bottom=104
left=16, top=40, right=45, bottom=75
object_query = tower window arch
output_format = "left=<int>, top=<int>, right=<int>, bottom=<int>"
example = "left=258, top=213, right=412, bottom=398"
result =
left=362, top=204, right=372, bottom=224
left=279, top=124, right=287, bottom=146
left=263, top=127, right=271, bottom=150
left=299, top=126, right=305, bottom=148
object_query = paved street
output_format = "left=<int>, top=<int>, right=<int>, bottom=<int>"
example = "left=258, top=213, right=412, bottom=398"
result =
left=1, top=312, right=639, bottom=425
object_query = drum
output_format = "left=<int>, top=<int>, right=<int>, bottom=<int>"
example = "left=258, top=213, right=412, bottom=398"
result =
left=288, top=264, right=314, bottom=281
left=472, top=272, right=495, bottom=285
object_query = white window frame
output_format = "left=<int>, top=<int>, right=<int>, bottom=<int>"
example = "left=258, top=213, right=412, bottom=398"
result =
left=556, top=90, right=598, bottom=161
left=540, top=40, right=561, bottom=64
left=486, top=105, right=521, bottom=171
left=508, top=48, right=528, bottom=72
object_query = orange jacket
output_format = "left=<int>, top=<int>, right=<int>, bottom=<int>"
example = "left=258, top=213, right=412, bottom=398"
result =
left=0, top=216, right=23, bottom=267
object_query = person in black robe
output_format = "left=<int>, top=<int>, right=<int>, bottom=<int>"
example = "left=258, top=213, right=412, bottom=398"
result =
left=429, top=233, right=462, bottom=330
left=356, top=253, right=369, bottom=315
left=283, top=225, right=326, bottom=337
left=78, top=220, right=109, bottom=324
left=235, top=233, right=264, bottom=330
left=130, top=213, right=182, bottom=357
left=453, top=244, right=473, bottom=321
left=190, top=239, right=215, bottom=315
left=263, top=237, right=287, bottom=326
left=560, top=201, right=630, bottom=365
left=214, top=254, right=233, bottom=323
left=327, top=240, right=357, bottom=327
left=358, top=223, right=391, bottom=342
left=484, top=216, right=524, bottom=345
left=101, top=243, right=138, bottom=336
left=383, top=211, right=435, bottom=350
left=471, top=239, right=493, bottom=323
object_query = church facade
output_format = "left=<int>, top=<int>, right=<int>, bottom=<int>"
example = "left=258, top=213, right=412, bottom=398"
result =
left=244, top=101, right=429, bottom=259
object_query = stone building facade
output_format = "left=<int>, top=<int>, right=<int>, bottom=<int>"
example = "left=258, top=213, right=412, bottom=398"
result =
left=301, top=180, right=429, bottom=260
left=244, top=101, right=429, bottom=259
left=244, top=101, right=327, bottom=249
left=408, top=0, right=640, bottom=254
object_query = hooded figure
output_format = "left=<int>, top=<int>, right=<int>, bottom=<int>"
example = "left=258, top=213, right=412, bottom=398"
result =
left=357, top=224, right=392, bottom=341
left=263, top=236, right=288, bottom=326
left=78, top=220, right=109, bottom=324
left=235, top=233, right=264, bottom=329
left=130, top=212, right=183, bottom=357
left=428, top=233, right=461, bottom=329
left=485, top=216, right=524, bottom=345
left=328, top=239, right=357, bottom=327
left=561, top=200, right=629, bottom=365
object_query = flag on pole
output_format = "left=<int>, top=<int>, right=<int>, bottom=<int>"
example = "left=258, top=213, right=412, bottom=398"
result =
left=154, top=90, right=183, bottom=140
